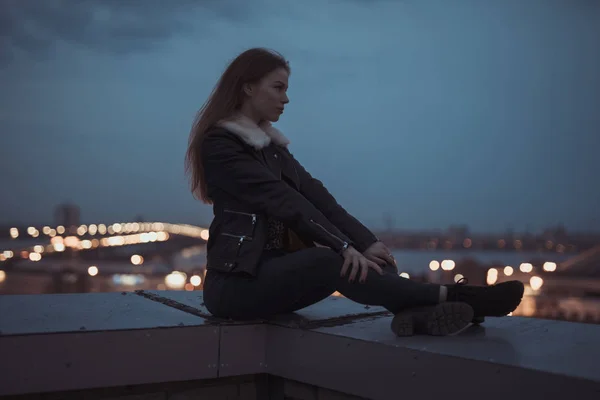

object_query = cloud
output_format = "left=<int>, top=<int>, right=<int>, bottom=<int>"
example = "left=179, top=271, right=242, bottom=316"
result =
left=0, top=0, right=255, bottom=66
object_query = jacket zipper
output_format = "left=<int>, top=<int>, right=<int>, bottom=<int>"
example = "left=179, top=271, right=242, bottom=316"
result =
left=224, top=209, right=257, bottom=225
left=309, top=219, right=349, bottom=250
left=221, top=233, right=253, bottom=242
left=221, top=233, right=251, bottom=260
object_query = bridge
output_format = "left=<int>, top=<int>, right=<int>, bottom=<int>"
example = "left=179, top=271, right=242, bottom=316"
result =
left=1, top=222, right=598, bottom=259
left=0, top=222, right=209, bottom=265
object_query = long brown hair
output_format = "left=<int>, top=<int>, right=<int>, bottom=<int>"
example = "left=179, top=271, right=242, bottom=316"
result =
left=185, top=47, right=290, bottom=204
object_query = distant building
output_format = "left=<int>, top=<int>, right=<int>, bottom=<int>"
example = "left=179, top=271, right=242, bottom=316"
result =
left=447, top=225, right=470, bottom=240
left=542, top=225, right=569, bottom=241
left=54, top=203, right=80, bottom=228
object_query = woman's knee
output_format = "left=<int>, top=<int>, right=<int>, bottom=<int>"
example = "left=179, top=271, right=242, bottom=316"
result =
left=300, top=247, right=344, bottom=274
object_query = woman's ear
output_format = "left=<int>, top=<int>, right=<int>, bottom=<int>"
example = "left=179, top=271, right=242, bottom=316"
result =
left=243, top=83, right=254, bottom=97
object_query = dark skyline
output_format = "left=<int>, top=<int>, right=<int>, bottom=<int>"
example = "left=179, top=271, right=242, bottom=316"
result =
left=1, top=0, right=599, bottom=233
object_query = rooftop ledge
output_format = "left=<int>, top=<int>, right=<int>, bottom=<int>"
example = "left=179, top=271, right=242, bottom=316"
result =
left=1, top=292, right=599, bottom=400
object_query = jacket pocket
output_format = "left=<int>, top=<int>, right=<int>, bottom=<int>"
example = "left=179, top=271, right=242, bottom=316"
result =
left=209, top=233, right=252, bottom=272
left=223, top=209, right=257, bottom=238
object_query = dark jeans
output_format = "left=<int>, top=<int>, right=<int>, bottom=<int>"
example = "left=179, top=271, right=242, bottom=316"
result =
left=203, top=247, right=441, bottom=320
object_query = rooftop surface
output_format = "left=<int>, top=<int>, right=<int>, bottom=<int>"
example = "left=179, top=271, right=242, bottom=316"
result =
left=1, top=291, right=600, bottom=399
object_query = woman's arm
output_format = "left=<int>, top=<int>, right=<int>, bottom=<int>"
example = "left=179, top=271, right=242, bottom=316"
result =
left=201, top=132, right=352, bottom=254
left=284, top=149, right=379, bottom=253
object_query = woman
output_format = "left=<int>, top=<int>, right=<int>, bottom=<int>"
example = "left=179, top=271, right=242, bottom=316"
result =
left=185, top=48, right=524, bottom=336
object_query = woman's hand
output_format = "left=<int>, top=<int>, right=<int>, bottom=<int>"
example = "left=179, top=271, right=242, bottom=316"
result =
left=363, top=241, right=396, bottom=267
left=341, top=246, right=383, bottom=283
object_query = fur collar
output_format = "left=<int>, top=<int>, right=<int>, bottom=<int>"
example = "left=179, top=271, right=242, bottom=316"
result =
left=217, top=114, right=290, bottom=150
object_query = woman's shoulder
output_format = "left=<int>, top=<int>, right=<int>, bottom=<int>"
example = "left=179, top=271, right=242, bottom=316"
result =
left=205, top=124, right=230, bottom=138
left=201, top=125, right=250, bottom=154
left=205, top=125, right=242, bottom=143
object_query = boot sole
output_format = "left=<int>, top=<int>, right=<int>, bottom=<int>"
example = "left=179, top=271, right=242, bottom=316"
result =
left=391, top=302, right=474, bottom=337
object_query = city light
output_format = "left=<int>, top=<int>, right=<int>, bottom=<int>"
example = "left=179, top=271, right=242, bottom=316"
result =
left=112, top=274, right=144, bottom=286
left=29, top=252, right=42, bottom=262
left=487, top=268, right=498, bottom=285
left=530, top=276, right=544, bottom=291
left=131, top=254, right=144, bottom=265
left=88, top=266, right=99, bottom=276
left=454, top=274, right=464, bottom=283
left=9, top=228, right=19, bottom=238
left=519, top=263, right=533, bottom=273
left=140, top=232, right=160, bottom=243
left=200, top=229, right=210, bottom=240
left=543, top=262, right=557, bottom=272
left=429, top=260, right=440, bottom=271
left=441, top=259, right=455, bottom=271
left=157, top=232, right=169, bottom=241
left=399, top=272, right=410, bottom=279
left=0, top=270, right=5, bottom=283
left=53, top=243, right=66, bottom=252
left=88, top=224, right=98, bottom=235
left=165, top=271, right=186, bottom=289
left=106, top=236, right=125, bottom=246
left=504, top=266, right=514, bottom=276
left=25, top=226, right=40, bottom=237
left=190, top=275, right=202, bottom=286
left=57, top=225, right=65, bottom=234
left=64, top=236, right=80, bottom=248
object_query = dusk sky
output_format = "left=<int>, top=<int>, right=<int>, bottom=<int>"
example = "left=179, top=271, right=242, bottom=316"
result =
left=1, top=0, right=599, bottom=233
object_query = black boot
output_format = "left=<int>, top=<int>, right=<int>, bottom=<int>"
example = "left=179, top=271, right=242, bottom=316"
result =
left=446, top=278, right=524, bottom=320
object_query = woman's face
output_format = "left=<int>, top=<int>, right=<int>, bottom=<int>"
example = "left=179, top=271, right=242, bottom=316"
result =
left=244, top=67, right=289, bottom=122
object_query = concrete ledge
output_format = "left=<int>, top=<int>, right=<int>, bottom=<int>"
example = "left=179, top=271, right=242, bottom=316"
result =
left=1, top=292, right=600, bottom=399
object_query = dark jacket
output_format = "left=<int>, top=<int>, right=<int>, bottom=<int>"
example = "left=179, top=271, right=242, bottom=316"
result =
left=201, top=126, right=379, bottom=276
